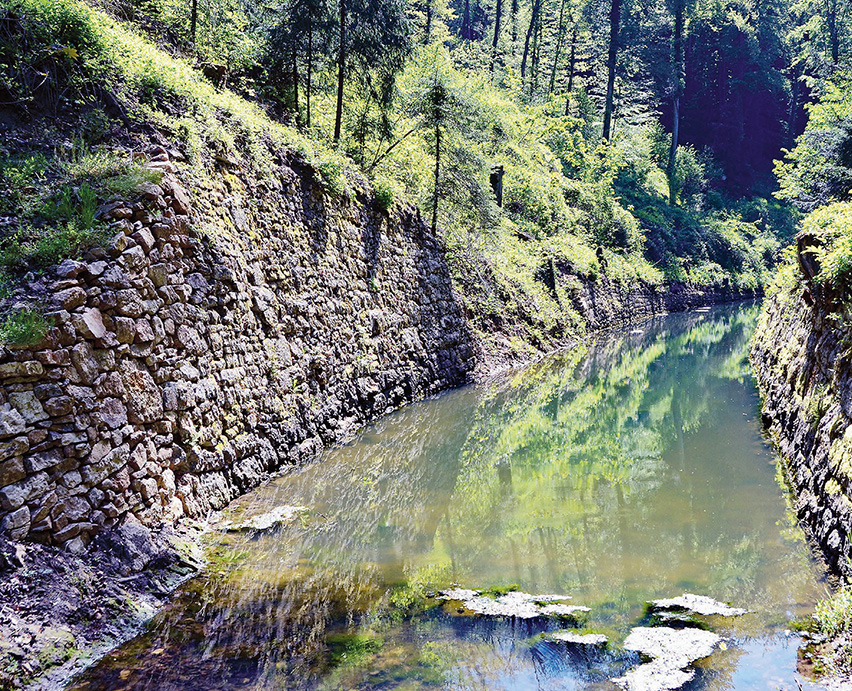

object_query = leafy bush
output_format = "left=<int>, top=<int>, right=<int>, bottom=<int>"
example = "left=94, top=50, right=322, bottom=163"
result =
left=776, top=79, right=852, bottom=212
left=816, top=586, right=852, bottom=638
left=800, top=202, right=852, bottom=294
left=674, top=145, right=706, bottom=206
left=373, top=179, right=395, bottom=212
left=0, top=308, right=48, bottom=346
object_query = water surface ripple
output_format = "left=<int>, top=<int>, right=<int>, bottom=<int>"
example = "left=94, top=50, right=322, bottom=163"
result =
left=70, top=303, right=829, bottom=691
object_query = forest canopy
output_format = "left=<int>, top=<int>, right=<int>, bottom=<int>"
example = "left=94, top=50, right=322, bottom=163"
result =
left=2, top=0, right=852, bottom=341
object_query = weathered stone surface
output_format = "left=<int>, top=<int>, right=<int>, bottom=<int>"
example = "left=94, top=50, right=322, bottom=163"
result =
left=44, top=396, right=73, bottom=417
left=0, top=405, right=26, bottom=439
left=218, top=505, right=307, bottom=533
left=0, top=458, right=25, bottom=488
left=0, top=437, right=27, bottom=462
left=122, top=368, right=162, bottom=424
left=98, top=398, right=127, bottom=430
left=549, top=632, right=608, bottom=647
left=0, top=473, right=48, bottom=511
left=73, top=308, right=108, bottom=340
left=0, top=361, right=43, bottom=380
left=612, top=627, right=723, bottom=691
left=438, top=589, right=588, bottom=620
left=8, top=391, right=48, bottom=424
left=0, top=506, right=30, bottom=540
left=23, top=451, right=62, bottom=474
left=71, top=343, right=99, bottom=384
left=650, top=593, right=747, bottom=617
left=55, top=287, right=87, bottom=311
left=752, top=285, right=852, bottom=579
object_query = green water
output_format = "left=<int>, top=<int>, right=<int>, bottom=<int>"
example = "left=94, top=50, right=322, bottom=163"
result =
left=70, top=303, right=830, bottom=691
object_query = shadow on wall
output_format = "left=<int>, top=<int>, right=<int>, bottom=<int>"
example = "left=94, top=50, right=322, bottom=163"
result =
left=0, top=149, right=476, bottom=550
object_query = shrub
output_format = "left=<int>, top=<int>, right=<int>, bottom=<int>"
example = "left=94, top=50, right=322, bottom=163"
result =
left=0, top=308, right=48, bottom=346
left=816, top=586, right=852, bottom=637
left=374, top=180, right=395, bottom=212
left=801, top=202, right=852, bottom=294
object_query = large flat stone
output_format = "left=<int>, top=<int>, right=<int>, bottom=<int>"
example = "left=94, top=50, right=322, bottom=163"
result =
left=612, top=626, right=723, bottom=691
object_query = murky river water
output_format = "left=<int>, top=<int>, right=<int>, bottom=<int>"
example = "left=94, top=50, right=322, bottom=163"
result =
left=70, top=303, right=831, bottom=691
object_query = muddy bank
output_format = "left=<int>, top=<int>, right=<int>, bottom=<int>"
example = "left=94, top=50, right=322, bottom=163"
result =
left=0, top=522, right=203, bottom=690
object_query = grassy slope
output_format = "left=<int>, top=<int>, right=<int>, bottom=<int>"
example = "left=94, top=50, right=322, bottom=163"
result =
left=0, top=0, right=773, bottom=362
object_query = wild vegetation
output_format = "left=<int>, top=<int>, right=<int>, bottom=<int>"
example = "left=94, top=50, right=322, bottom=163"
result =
left=3, top=0, right=852, bottom=684
left=0, top=0, right=824, bottom=350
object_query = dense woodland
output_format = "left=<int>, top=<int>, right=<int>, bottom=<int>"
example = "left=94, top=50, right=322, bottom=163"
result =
left=2, top=0, right=852, bottom=337
left=6, top=0, right=852, bottom=683
left=104, top=0, right=852, bottom=236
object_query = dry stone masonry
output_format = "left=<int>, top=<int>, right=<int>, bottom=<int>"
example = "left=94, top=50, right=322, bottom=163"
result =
left=752, top=270, right=852, bottom=579
left=0, top=151, right=475, bottom=549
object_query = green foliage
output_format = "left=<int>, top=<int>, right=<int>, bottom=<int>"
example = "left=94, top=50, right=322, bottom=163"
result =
left=799, top=202, right=852, bottom=294
left=1, top=0, right=796, bottom=332
left=0, top=307, right=48, bottom=346
left=776, top=79, right=852, bottom=212
left=0, top=144, right=151, bottom=277
left=373, top=179, right=395, bottom=212
left=815, top=586, right=852, bottom=637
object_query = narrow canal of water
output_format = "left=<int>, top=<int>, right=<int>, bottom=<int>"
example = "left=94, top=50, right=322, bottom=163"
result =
left=70, top=303, right=830, bottom=691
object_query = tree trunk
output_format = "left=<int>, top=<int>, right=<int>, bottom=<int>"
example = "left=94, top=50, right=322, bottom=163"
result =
left=602, top=0, right=621, bottom=141
left=190, top=0, right=198, bottom=45
left=306, top=17, right=313, bottom=128
left=564, top=27, right=577, bottom=115
left=490, top=0, right=503, bottom=73
left=667, top=0, right=685, bottom=205
left=521, top=0, right=542, bottom=79
left=292, top=46, right=300, bottom=121
left=787, top=64, right=800, bottom=148
left=462, top=0, right=471, bottom=40
left=549, top=0, right=568, bottom=93
left=531, top=11, right=542, bottom=91
left=828, top=0, right=840, bottom=65
left=511, top=0, right=518, bottom=49
left=667, top=95, right=680, bottom=203
left=432, top=123, right=441, bottom=235
left=334, top=0, right=346, bottom=142
left=425, top=0, right=433, bottom=43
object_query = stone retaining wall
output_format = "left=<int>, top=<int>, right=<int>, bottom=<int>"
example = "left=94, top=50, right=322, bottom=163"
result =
left=751, top=281, right=852, bottom=579
left=0, top=146, right=760, bottom=550
left=0, top=151, right=475, bottom=549
left=571, top=270, right=755, bottom=331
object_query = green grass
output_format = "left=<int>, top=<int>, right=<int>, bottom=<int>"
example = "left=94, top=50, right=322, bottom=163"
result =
left=0, top=308, right=48, bottom=346
left=816, top=586, right=852, bottom=637
left=0, top=143, right=161, bottom=277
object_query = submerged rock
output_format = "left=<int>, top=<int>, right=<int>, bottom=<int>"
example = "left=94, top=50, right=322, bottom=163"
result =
left=650, top=593, right=747, bottom=617
left=613, top=626, right=723, bottom=691
left=549, top=631, right=608, bottom=647
left=614, top=661, right=696, bottom=691
left=540, top=603, right=591, bottom=617
left=438, top=589, right=587, bottom=620
left=219, top=505, right=307, bottom=533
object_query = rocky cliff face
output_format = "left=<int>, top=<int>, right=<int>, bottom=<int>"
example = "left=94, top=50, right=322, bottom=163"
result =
left=751, top=273, right=852, bottom=579
left=0, top=151, right=475, bottom=549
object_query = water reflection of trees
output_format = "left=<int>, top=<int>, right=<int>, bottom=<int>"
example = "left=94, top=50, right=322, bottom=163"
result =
left=437, top=308, right=767, bottom=599
left=70, top=304, right=822, bottom=691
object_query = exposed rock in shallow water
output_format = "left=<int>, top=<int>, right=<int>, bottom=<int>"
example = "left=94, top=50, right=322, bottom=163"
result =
left=650, top=593, right=747, bottom=617
left=549, top=631, right=608, bottom=647
left=613, top=626, right=723, bottom=691
left=217, top=505, right=307, bottom=533
left=438, top=589, right=588, bottom=620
